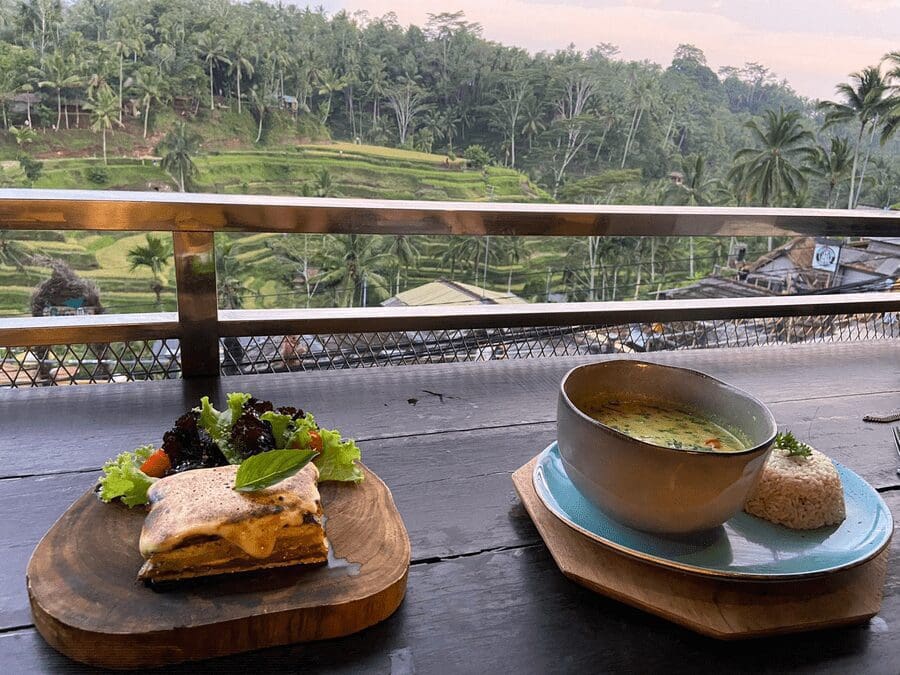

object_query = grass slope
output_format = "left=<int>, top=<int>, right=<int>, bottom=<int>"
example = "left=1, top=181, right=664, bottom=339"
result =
left=0, top=134, right=550, bottom=315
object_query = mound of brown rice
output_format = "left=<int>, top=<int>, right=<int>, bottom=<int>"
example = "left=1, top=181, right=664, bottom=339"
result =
left=744, top=447, right=846, bottom=529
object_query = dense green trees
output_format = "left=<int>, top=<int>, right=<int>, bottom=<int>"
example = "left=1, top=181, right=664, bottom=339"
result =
left=0, top=0, right=896, bottom=210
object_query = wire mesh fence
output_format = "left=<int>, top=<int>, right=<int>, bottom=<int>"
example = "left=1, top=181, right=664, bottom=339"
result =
left=2, top=312, right=896, bottom=387
left=0, top=339, right=181, bottom=388
left=219, top=312, right=899, bottom=375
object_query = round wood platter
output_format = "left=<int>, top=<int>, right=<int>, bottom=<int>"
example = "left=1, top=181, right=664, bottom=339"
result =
left=513, top=456, right=891, bottom=640
left=27, top=463, right=410, bottom=670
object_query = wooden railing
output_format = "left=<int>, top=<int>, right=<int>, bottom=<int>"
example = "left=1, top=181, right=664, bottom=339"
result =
left=1, top=189, right=898, bottom=377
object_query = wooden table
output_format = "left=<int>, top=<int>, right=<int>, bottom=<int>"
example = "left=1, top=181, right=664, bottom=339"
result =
left=1, top=342, right=898, bottom=674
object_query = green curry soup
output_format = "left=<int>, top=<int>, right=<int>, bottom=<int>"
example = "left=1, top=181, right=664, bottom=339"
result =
left=584, top=397, right=748, bottom=452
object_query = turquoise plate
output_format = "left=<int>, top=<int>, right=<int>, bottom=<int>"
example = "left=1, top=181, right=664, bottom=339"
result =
left=533, top=442, right=893, bottom=581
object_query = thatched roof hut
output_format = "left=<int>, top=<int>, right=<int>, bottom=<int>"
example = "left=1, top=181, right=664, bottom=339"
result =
left=30, top=259, right=103, bottom=317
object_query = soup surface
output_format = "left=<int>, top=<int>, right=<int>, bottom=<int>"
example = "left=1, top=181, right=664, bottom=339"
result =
left=584, top=397, right=747, bottom=452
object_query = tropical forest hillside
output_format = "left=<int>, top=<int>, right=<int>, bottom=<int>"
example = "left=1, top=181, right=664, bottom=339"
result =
left=0, top=0, right=898, bottom=316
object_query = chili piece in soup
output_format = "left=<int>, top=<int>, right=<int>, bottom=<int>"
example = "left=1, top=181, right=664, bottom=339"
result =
left=585, top=397, right=747, bottom=452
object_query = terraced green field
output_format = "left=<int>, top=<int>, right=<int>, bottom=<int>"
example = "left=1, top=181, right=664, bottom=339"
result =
left=0, top=140, right=552, bottom=316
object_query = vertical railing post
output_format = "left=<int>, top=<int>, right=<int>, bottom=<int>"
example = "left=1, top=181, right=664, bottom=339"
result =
left=173, top=231, right=219, bottom=377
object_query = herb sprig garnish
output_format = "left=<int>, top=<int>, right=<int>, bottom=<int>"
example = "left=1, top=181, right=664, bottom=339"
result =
left=234, top=449, right=318, bottom=492
left=774, top=430, right=812, bottom=458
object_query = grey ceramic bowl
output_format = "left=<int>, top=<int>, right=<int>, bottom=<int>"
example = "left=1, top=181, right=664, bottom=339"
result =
left=557, top=360, right=777, bottom=535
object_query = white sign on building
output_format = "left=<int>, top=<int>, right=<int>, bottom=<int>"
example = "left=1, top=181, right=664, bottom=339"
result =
left=812, top=243, right=841, bottom=273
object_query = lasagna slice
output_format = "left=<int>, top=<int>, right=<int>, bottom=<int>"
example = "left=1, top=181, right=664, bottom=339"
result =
left=138, top=463, right=328, bottom=582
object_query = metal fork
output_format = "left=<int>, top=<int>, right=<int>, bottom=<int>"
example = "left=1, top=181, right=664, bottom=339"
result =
left=893, top=426, right=900, bottom=477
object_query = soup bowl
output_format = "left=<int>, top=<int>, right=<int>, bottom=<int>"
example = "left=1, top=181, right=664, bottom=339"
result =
left=557, top=360, right=777, bottom=535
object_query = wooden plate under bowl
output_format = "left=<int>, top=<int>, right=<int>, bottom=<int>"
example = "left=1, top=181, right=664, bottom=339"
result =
left=513, top=455, right=891, bottom=639
left=27, top=463, right=409, bottom=670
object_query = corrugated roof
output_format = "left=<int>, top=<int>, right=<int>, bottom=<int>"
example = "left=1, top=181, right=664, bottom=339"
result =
left=382, top=279, right=527, bottom=307
left=751, top=236, right=900, bottom=279
left=659, top=277, right=775, bottom=300
left=749, top=236, right=816, bottom=272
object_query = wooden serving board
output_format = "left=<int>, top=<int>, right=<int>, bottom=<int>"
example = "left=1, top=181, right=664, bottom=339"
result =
left=513, top=456, right=890, bottom=640
left=27, top=463, right=409, bottom=670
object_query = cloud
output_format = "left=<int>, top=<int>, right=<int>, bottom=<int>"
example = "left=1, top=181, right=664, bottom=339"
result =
left=332, top=0, right=895, bottom=99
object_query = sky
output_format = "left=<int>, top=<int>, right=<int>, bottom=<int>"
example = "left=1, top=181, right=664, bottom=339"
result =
left=305, top=0, right=900, bottom=100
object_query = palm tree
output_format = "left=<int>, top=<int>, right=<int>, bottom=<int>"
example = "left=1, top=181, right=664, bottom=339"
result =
left=158, top=122, right=201, bottom=192
left=196, top=31, right=231, bottom=111
left=728, top=108, right=815, bottom=207
left=386, top=235, right=421, bottom=294
left=664, top=155, right=719, bottom=206
left=819, top=67, right=891, bottom=208
left=84, top=83, right=122, bottom=165
left=879, top=52, right=900, bottom=147
left=216, top=240, right=255, bottom=309
left=315, top=68, right=348, bottom=125
left=111, top=32, right=130, bottom=125
left=127, top=234, right=172, bottom=307
left=666, top=155, right=721, bottom=276
left=444, top=236, right=481, bottom=280
left=866, top=156, right=899, bottom=209
left=134, top=68, right=167, bottom=139
left=313, top=234, right=392, bottom=307
left=492, top=236, right=527, bottom=293
left=248, top=86, right=267, bottom=143
left=620, top=68, right=658, bottom=169
left=34, top=51, right=81, bottom=130
left=364, top=55, right=388, bottom=134
left=520, top=98, right=545, bottom=152
left=807, top=138, right=853, bottom=208
left=312, top=168, right=336, bottom=197
left=228, top=36, right=255, bottom=114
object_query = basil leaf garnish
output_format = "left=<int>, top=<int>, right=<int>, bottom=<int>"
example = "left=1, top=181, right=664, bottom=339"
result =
left=233, top=449, right=318, bottom=492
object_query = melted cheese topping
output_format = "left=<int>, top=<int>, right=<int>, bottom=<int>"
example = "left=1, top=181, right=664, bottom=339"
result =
left=139, top=463, right=321, bottom=558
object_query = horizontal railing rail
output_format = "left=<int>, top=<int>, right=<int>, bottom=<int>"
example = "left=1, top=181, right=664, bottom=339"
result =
left=217, top=294, right=900, bottom=336
left=1, top=189, right=900, bottom=236
left=3, top=294, right=898, bottom=346
left=1, top=189, right=898, bottom=378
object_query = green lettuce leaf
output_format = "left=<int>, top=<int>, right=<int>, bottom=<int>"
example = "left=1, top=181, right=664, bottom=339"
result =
left=97, top=445, right=158, bottom=507
left=197, top=395, right=226, bottom=440
left=285, top=412, right=318, bottom=449
left=195, top=393, right=253, bottom=464
left=227, top=392, right=252, bottom=424
left=315, top=428, right=364, bottom=483
left=260, top=411, right=295, bottom=449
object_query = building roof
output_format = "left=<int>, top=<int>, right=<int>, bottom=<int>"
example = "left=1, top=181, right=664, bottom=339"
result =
left=658, top=277, right=776, bottom=300
left=750, top=235, right=900, bottom=283
left=11, top=93, right=41, bottom=103
left=749, top=236, right=816, bottom=272
left=382, top=279, right=527, bottom=307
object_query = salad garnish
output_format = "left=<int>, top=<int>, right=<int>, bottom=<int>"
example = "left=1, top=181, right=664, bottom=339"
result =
left=98, top=393, right=364, bottom=506
left=233, top=448, right=318, bottom=492
left=97, top=445, right=159, bottom=507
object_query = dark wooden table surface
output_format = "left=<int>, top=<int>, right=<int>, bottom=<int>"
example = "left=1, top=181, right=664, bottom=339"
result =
left=1, top=342, right=898, bottom=674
